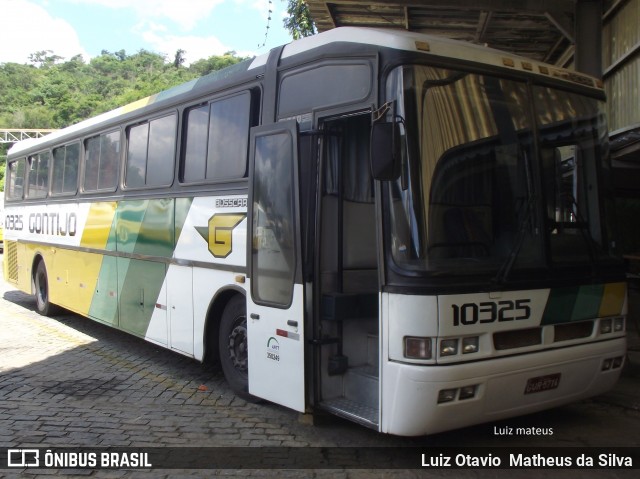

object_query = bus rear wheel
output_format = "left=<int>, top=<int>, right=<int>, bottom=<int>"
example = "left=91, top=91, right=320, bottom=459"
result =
left=34, top=260, right=58, bottom=316
left=218, top=295, right=256, bottom=401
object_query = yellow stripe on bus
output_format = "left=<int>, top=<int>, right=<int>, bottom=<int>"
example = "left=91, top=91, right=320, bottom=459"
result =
left=80, top=202, right=117, bottom=249
left=45, top=201, right=118, bottom=315
left=120, top=94, right=157, bottom=114
left=598, top=282, right=627, bottom=317
left=49, top=248, right=105, bottom=315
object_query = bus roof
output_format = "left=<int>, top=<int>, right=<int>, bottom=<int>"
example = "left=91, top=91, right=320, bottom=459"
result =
left=270, top=27, right=600, bottom=90
left=9, top=27, right=601, bottom=158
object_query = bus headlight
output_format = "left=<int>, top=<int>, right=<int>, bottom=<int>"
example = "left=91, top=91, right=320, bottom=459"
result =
left=462, top=336, right=479, bottom=354
left=600, top=318, right=612, bottom=334
left=440, top=339, right=458, bottom=356
left=404, top=336, right=432, bottom=359
left=613, top=317, right=625, bottom=332
left=438, top=336, right=480, bottom=357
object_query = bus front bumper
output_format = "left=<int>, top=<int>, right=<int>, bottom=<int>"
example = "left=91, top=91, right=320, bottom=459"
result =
left=380, top=337, right=626, bottom=436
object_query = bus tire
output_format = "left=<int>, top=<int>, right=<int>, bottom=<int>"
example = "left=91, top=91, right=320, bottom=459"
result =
left=218, top=294, right=257, bottom=401
left=34, top=260, right=59, bottom=316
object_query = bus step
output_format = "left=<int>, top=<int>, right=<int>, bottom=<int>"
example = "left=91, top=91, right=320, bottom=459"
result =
left=320, top=396, right=379, bottom=429
left=344, top=364, right=379, bottom=409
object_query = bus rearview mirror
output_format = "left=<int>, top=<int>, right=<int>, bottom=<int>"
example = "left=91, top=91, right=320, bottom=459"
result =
left=370, top=122, right=401, bottom=181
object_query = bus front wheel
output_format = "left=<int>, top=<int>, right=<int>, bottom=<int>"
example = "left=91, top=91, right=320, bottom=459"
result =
left=218, top=295, right=256, bottom=401
left=34, top=260, right=58, bottom=316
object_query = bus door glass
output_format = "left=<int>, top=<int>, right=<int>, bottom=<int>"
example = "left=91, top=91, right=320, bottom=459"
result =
left=246, top=120, right=306, bottom=412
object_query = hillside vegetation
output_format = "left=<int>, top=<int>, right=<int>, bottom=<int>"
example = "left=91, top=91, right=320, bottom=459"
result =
left=0, top=49, right=247, bottom=130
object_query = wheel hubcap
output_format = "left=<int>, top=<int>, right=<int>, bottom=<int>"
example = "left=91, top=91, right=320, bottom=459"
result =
left=36, top=270, right=47, bottom=306
left=228, top=316, right=248, bottom=372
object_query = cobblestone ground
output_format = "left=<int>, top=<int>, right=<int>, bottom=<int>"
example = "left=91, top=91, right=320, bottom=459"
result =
left=1, top=256, right=639, bottom=478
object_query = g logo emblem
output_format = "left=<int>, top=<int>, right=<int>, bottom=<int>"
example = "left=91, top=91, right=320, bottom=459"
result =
left=205, top=213, right=246, bottom=258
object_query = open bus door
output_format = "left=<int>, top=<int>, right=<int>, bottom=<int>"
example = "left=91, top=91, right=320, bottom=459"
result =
left=246, top=120, right=306, bottom=412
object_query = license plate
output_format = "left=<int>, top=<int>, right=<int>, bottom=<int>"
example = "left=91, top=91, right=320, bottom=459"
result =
left=524, top=373, right=561, bottom=394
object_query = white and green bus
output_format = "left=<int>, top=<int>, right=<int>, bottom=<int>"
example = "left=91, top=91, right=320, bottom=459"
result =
left=3, top=27, right=627, bottom=436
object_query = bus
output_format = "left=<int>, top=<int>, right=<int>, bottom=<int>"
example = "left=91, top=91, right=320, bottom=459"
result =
left=3, top=27, right=627, bottom=436
left=0, top=197, right=4, bottom=252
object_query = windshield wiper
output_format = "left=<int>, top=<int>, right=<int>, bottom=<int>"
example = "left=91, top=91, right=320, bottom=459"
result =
left=493, top=146, right=536, bottom=286
left=493, top=194, right=536, bottom=285
left=563, top=193, right=599, bottom=276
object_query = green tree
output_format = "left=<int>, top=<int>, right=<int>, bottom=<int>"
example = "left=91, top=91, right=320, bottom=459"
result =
left=283, top=0, right=316, bottom=39
left=189, top=51, right=248, bottom=76
left=174, top=49, right=186, bottom=68
left=29, top=50, right=63, bottom=68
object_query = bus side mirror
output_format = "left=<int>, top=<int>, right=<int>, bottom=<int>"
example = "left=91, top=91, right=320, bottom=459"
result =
left=370, top=121, right=401, bottom=181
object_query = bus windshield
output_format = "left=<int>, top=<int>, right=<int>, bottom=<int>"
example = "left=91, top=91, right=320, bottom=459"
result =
left=386, top=65, right=618, bottom=278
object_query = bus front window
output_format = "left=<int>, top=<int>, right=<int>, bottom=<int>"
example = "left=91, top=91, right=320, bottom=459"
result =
left=386, top=65, right=616, bottom=279
left=534, top=86, right=616, bottom=265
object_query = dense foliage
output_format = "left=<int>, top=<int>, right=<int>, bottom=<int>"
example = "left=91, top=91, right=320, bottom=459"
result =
left=0, top=49, right=248, bottom=131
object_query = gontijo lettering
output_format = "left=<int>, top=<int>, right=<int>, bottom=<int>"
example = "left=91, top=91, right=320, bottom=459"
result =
left=28, top=212, right=77, bottom=236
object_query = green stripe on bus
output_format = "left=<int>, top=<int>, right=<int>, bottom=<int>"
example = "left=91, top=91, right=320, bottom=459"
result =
left=119, top=258, right=165, bottom=336
left=88, top=255, right=118, bottom=325
left=118, top=198, right=174, bottom=258
left=571, top=284, right=604, bottom=321
left=541, top=286, right=579, bottom=325
left=541, top=284, right=606, bottom=325
left=88, top=197, right=195, bottom=336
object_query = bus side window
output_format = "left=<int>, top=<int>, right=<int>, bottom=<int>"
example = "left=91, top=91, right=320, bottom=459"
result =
left=52, top=143, right=80, bottom=196
left=99, top=131, right=120, bottom=191
left=7, top=158, right=26, bottom=200
left=84, top=131, right=120, bottom=192
left=181, top=91, right=252, bottom=183
left=125, top=113, right=177, bottom=189
left=26, top=152, right=50, bottom=199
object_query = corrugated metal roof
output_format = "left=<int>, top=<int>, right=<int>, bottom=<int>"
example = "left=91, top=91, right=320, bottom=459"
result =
left=306, top=0, right=585, bottom=65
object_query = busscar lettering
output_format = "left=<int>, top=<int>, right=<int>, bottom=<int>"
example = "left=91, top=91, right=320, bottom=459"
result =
left=452, top=299, right=531, bottom=326
left=28, top=212, right=77, bottom=237
left=215, top=197, right=248, bottom=208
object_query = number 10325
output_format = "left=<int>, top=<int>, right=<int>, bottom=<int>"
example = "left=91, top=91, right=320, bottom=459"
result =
left=452, top=299, right=532, bottom=326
